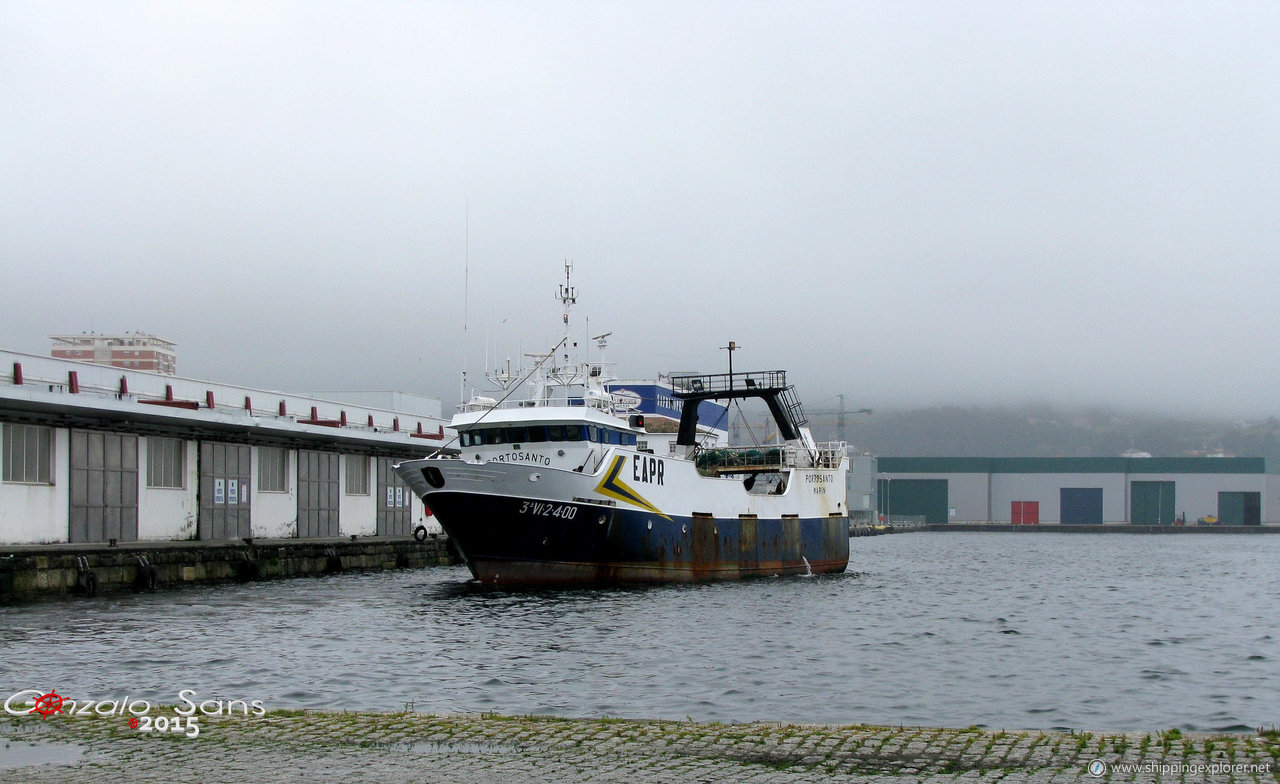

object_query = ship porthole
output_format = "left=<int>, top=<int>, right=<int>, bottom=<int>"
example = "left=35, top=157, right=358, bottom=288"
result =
left=557, top=449, right=565, bottom=456
left=529, top=473, right=541, bottom=482
left=681, top=524, right=687, bottom=534
left=646, top=520, right=652, bottom=530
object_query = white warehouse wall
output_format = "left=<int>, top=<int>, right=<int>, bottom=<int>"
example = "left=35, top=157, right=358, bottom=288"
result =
left=0, top=426, right=70, bottom=543
left=2, top=422, right=444, bottom=546
left=341, top=454, right=376, bottom=537
left=1132, top=473, right=1268, bottom=524
left=990, top=473, right=1127, bottom=523
left=252, top=448, right=298, bottom=539
left=939, top=474, right=989, bottom=522
left=137, top=438, right=198, bottom=540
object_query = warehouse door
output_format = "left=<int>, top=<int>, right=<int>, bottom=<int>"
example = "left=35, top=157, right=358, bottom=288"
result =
left=298, top=450, right=339, bottom=537
left=1061, top=487, right=1104, bottom=524
left=198, top=442, right=252, bottom=540
left=1010, top=501, right=1039, bottom=524
left=1218, top=491, right=1261, bottom=526
left=376, top=457, right=411, bottom=536
left=877, top=479, right=948, bottom=524
left=69, top=430, right=139, bottom=543
left=1131, top=481, right=1175, bottom=525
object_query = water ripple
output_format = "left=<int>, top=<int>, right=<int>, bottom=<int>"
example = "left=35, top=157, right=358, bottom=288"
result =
left=1, top=534, right=1277, bottom=732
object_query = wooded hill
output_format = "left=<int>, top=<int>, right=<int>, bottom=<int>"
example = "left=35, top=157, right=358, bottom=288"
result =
left=806, top=405, right=1280, bottom=462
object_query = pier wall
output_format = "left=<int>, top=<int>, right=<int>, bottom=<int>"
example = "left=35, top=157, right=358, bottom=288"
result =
left=0, top=537, right=457, bottom=603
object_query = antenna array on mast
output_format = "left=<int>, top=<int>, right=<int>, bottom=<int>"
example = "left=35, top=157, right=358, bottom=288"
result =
left=557, top=259, right=576, bottom=323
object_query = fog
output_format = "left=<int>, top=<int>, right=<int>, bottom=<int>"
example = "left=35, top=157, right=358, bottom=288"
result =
left=3, top=2, right=1277, bottom=417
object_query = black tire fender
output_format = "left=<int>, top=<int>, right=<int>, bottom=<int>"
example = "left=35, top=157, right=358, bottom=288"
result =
left=236, top=559, right=260, bottom=583
left=135, top=564, right=159, bottom=592
left=78, top=570, right=99, bottom=598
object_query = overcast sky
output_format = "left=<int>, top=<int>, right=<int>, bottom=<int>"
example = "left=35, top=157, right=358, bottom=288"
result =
left=3, top=2, right=1278, bottom=418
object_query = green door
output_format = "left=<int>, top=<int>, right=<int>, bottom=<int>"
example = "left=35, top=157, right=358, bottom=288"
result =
left=1218, top=491, right=1261, bottom=526
left=878, top=479, right=948, bottom=524
left=1131, top=481, right=1175, bottom=525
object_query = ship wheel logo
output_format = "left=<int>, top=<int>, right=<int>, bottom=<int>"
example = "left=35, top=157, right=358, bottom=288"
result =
left=32, top=689, right=64, bottom=720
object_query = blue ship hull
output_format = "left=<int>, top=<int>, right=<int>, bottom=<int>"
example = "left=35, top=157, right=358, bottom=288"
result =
left=428, top=491, right=850, bottom=584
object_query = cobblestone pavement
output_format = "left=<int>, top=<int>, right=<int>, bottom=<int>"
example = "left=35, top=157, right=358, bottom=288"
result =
left=4, top=711, right=1278, bottom=783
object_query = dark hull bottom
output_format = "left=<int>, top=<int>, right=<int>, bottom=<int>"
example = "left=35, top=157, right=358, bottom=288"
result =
left=467, top=557, right=848, bottom=585
left=427, top=491, right=851, bottom=585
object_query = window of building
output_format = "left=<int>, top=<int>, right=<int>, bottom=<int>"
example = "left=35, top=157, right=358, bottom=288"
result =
left=259, top=447, right=289, bottom=492
left=345, top=455, right=369, bottom=495
left=146, top=437, right=185, bottom=488
left=2, top=423, right=54, bottom=484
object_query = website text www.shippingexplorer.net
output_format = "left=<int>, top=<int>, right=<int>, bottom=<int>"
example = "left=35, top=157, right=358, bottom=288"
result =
left=1088, top=759, right=1272, bottom=778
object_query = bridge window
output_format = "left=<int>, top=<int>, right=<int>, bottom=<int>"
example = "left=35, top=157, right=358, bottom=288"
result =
left=462, top=424, right=615, bottom=446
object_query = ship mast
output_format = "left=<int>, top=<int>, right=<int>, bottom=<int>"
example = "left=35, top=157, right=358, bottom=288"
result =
left=548, top=259, right=581, bottom=386
left=557, top=259, right=576, bottom=369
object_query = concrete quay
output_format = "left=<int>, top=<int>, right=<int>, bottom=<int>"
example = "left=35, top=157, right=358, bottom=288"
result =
left=5, top=710, right=1277, bottom=783
left=924, top=524, right=1280, bottom=534
left=0, top=536, right=456, bottom=602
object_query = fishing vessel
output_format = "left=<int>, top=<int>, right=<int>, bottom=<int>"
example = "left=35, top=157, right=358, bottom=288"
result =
left=394, top=264, right=850, bottom=583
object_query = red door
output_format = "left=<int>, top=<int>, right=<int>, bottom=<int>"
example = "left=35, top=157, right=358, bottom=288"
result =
left=1011, top=501, right=1040, bottom=524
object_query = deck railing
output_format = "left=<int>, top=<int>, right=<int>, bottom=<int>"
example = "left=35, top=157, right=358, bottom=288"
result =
left=690, top=441, right=848, bottom=473
left=669, top=371, right=788, bottom=397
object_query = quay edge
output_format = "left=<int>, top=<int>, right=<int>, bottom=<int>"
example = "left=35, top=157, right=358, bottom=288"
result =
left=923, top=523, right=1280, bottom=534
left=4, top=710, right=1277, bottom=783
left=0, top=536, right=458, bottom=603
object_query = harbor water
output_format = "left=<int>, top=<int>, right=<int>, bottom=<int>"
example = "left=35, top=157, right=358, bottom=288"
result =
left=2, top=533, right=1276, bottom=732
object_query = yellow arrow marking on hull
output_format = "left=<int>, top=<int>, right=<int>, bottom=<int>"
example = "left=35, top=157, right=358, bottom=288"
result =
left=594, top=455, right=670, bottom=520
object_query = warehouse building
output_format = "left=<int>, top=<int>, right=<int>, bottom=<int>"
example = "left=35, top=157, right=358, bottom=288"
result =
left=0, top=350, right=453, bottom=545
left=876, top=457, right=1277, bottom=526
